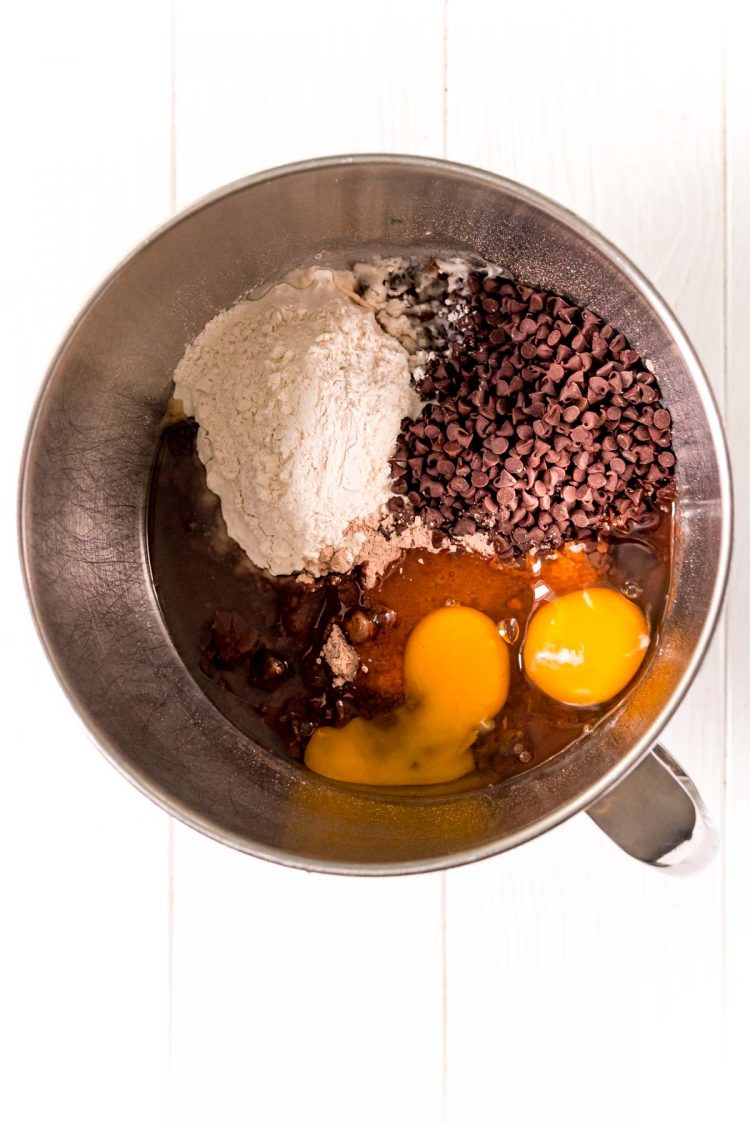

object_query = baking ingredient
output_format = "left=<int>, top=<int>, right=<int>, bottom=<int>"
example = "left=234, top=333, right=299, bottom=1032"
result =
left=150, top=421, right=672, bottom=779
left=321, top=625, right=359, bottom=687
left=348, top=510, right=494, bottom=588
left=522, top=587, right=650, bottom=706
left=393, top=271, right=676, bottom=554
left=152, top=252, right=676, bottom=790
left=173, top=270, right=420, bottom=576
left=304, top=606, right=510, bottom=785
left=351, top=256, right=478, bottom=355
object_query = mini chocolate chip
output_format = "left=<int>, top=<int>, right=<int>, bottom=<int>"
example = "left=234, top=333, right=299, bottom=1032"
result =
left=392, top=266, right=674, bottom=548
left=343, top=610, right=377, bottom=645
left=454, top=516, right=477, bottom=535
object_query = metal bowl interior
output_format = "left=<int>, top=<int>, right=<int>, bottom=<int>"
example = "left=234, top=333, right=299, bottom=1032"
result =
left=20, top=156, right=731, bottom=873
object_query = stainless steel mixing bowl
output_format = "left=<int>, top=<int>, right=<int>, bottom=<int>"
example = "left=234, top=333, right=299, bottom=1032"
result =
left=19, top=156, right=732, bottom=874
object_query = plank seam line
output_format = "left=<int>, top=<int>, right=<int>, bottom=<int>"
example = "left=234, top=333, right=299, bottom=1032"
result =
left=441, top=0, right=449, bottom=159
left=719, top=24, right=730, bottom=1048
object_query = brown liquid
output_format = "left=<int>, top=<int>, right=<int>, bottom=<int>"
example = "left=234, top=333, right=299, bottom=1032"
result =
left=148, top=422, right=673, bottom=787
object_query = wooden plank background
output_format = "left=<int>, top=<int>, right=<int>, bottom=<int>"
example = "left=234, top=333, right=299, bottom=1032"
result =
left=2, top=2, right=745, bottom=1122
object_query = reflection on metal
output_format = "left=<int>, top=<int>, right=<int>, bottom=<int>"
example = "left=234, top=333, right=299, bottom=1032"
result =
left=587, top=744, right=718, bottom=874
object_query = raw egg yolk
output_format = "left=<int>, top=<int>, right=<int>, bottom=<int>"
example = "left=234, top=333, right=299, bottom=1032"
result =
left=522, top=587, right=650, bottom=707
left=304, top=605, right=510, bottom=786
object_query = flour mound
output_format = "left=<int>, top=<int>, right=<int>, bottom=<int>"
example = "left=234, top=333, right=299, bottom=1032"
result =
left=174, top=271, right=420, bottom=576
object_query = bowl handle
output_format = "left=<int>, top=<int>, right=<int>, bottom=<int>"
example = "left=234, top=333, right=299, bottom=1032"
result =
left=586, top=744, right=717, bottom=874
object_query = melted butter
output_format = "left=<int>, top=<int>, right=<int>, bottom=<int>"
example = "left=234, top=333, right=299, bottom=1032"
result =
left=304, top=605, right=510, bottom=785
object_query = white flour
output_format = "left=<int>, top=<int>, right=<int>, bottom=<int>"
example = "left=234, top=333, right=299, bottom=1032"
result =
left=174, top=270, right=420, bottom=576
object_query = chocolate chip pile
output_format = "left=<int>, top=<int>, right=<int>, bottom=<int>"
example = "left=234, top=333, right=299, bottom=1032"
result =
left=389, top=272, right=676, bottom=555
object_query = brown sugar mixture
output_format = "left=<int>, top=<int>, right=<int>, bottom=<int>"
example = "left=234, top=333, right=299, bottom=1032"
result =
left=149, top=422, right=393, bottom=760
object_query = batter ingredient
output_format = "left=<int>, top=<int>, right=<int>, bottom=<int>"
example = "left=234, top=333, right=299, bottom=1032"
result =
left=391, top=271, right=676, bottom=554
left=148, top=421, right=672, bottom=782
left=522, top=587, right=650, bottom=706
left=173, top=270, right=420, bottom=576
left=152, top=254, right=677, bottom=791
left=321, top=625, right=359, bottom=687
left=305, top=605, right=510, bottom=785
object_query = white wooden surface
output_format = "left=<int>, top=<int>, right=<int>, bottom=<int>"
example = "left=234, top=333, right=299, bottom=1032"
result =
left=2, top=2, right=747, bottom=1121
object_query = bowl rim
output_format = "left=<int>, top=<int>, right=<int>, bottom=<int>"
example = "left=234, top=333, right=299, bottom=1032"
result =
left=18, top=153, right=734, bottom=874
